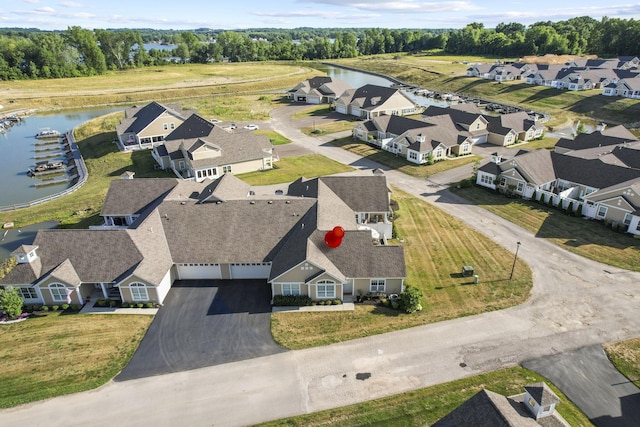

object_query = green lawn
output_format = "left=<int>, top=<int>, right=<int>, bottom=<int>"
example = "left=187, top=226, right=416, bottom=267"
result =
left=0, top=311, right=153, bottom=408
left=257, top=366, right=592, bottom=427
left=451, top=185, right=640, bottom=271
left=270, top=188, right=532, bottom=349
left=254, top=129, right=291, bottom=145
left=238, top=154, right=353, bottom=185
left=604, top=338, right=640, bottom=388
left=330, top=137, right=480, bottom=178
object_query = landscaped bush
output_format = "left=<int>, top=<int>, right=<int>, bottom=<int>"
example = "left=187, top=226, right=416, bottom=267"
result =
left=121, top=302, right=130, bottom=308
left=61, top=304, right=69, bottom=311
left=136, top=303, right=144, bottom=308
left=332, top=299, right=342, bottom=305
left=51, top=305, right=59, bottom=311
left=145, top=302, right=154, bottom=308
left=96, top=299, right=107, bottom=307
left=399, top=285, right=424, bottom=314
left=41, top=305, right=49, bottom=311
left=70, top=304, right=80, bottom=311
left=272, top=295, right=313, bottom=306
left=109, top=300, right=117, bottom=308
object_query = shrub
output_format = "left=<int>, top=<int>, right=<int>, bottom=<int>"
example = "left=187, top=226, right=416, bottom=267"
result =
left=391, top=301, right=399, bottom=309
left=70, top=304, right=80, bottom=311
left=121, top=302, right=130, bottom=308
left=25, top=304, right=34, bottom=312
left=41, top=305, right=49, bottom=311
left=0, top=287, right=23, bottom=319
left=399, top=285, right=424, bottom=314
left=332, top=299, right=342, bottom=305
left=51, top=305, right=59, bottom=311
left=381, top=298, right=389, bottom=306
left=567, top=201, right=574, bottom=215
left=61, top=304, right=69, bottom=311
left=272, top=295, right=313, bottom=307
left=145, top=302, right=154, bottom=308
left=136, top=303, right=144, bottom=308
left=576, top=203, right=583, bottom=217
left=457, top=178, right=473, bottom=189
left=109, top=300, right=117, bottom=307
left=97, top=299, right=107, bottom=307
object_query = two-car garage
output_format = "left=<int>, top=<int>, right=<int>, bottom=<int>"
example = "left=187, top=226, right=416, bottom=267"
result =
left=176, top=263, right=271, bottom=280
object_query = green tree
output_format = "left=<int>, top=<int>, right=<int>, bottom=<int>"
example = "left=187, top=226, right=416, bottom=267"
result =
left=0, top=286, right=23, bottom=320
left=64, top=26, right=106, bottom=75
left=399, top=285, right=423, bottom=314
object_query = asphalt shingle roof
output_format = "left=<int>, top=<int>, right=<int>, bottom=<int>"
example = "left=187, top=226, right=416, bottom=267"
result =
left=101, top=178, right=179, bottom=216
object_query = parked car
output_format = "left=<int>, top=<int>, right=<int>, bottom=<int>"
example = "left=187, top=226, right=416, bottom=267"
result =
left=210, top=118, right=221, bottom=123
left=229, top=123, right=237, bottom=130
left=244, top=124, right=259, bottom=130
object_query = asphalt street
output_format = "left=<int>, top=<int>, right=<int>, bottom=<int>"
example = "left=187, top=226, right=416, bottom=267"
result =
left=1, top=105, right=639, bottom=427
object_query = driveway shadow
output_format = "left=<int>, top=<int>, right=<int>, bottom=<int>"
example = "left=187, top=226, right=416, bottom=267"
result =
left=116, top=280, right=285, bottom=381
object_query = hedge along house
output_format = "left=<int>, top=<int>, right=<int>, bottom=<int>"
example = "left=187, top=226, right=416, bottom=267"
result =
left=151, top=113, right=273, bottom=182
left=1, top=173, right=405, bottom=306
left=115, top=102, right=195, bottom=152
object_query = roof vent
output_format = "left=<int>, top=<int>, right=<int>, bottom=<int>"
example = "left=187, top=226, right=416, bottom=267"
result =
left=180, top=201, right=186, bottom=205
left=285, top=200, right=291, bottom=204
left=216, top=201, right=221, bottom=204
left=250, top=201, right=255, bottom=204
left=268, top=200, right=273, bottom=204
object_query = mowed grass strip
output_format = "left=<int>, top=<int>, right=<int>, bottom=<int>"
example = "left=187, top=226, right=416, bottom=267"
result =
left=451, top=185, right=640, bottom=271
left=238, top=154, right=353, bottom=185
left=604, top=338, right=640, bottom=388
left=0, top=63, right=320, bottom=111
left=331, top=136, right=481, bottom=178
left=270, top=188, right=532, bottom=349
left=256, top=366, right=592, bottom=427
left=0, top=112, right=174, bottom=228
left=0, top=312, right=153, bottom=408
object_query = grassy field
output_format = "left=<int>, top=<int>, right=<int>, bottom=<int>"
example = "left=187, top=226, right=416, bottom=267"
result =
left=257, top=366, right=592, bottom=426
left=271, top=187, right=532, bottom=349
left=330, top=53, right=640, bottom=126
left=331, top=136, right=480, bottom=178
left=0, top=312, right=153, bottom=408
left=0, top=63, right=320, bottom=112
left=0, top=112, right=173, bottom=228
left=451, top=185, right=640, bottom=271
left=604, top=338, right=640, bottom=388
left=238, top=154, right=353, bottom=185
left=254, top=129, right=292, bottom=145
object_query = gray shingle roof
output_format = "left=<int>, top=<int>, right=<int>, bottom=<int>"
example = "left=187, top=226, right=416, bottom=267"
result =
left=101, top=178, right=179, bottom=216
left=116, top=102, right=191, bottom=135
left=555, top=129, right=637, bottom=152
left=524, top=382, right=561, bottom=406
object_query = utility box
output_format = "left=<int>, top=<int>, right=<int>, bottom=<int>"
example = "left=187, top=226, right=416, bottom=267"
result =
left=462, top=265, right=474, bottom=277
left=474, top=275, right=479, bottom=284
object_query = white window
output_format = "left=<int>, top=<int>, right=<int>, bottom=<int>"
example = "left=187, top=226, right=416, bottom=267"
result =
left=623, top=213, right=632, bottom=225
left=222, top=165, right=232, bottom=173
left=480, top=174, right=493, bottom=185
left=500, top=177, right=506, bottom=186
left=409, top=152, right=418, bottom=160
left=370, top=279, right=386, bottom=292
left=435, top=148, right=443, bottom=158
left=316, top=280, right=335, bottom=299
left=18, top=287, right=38, bottom=299
left=163, top=123, right=168, bottom=130
left=129, top=282, right=148, bottom=301
left=49, top=283, right=68, bottom=302
left=170, top=122, right=175, bottom=129
left=282, top=284, right=300, bottom=296
left=597, top=205, right=608, bottom=218
left=516, top=182, right=525, bottom=193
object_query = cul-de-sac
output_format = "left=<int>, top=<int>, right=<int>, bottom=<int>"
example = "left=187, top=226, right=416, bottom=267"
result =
left=0, top=10, right=639, bottom=427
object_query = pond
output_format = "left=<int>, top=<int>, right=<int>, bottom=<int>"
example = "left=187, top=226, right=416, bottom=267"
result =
left=315, top=64, right=455, bottom=108
left=0, top=107, right=120, bottom=209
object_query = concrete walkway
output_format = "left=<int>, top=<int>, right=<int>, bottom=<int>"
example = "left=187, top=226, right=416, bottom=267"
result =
left=1, top=106, right=639, bottom=427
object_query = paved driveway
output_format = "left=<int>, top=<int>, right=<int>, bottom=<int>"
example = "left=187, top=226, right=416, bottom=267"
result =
left=116, top=279, right=285, bottom=381
left=523, top=345, right=640, bottom=427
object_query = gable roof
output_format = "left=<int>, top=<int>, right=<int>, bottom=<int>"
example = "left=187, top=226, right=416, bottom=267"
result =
left=524, top=382, right=561, bottom=406
left=339, top=84, right=413, bottom=111
left=101, top=178, right=179, bottom=216
left=116, top=102, right=191, bottom=135
left=555, top=129, right=637, bottom=153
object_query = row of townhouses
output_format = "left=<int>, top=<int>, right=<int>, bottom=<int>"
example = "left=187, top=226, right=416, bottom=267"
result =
left=115, top=102, right=274, bottom=182
left=466, top=56, right=640, bottom=99
left=1, top=173, right=405, bottom=307
left=352, top=104, right=543, bottom=164
left=476, top=125, right=640, bottom=235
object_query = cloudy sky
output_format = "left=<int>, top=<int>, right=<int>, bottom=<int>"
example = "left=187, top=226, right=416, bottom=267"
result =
left=3, top=0, right=640, bottom=30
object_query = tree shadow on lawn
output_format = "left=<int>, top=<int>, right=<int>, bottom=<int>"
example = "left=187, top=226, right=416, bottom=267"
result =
left=520, top=87, right=567, bottom=104
left=568, top=94, right=627, bottom=117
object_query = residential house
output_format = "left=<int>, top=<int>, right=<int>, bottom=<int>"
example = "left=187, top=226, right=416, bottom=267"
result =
left=115, top=102, right=195, bottom=151
left=287, top=76, right=352, bottom=104
left=466, top=63, right=528, bottom=82
left=433, top=382, right=568, bottom=427
left=485, top=111, right=543, bottom=146
left=151, top=113, right=273, bottom=182
left=352, top=112, right=474, bottom=164
left=422, top=104, right=490, bottom=144
left=554, top=125, right=637, bottom=154
left=476, top=129, right=640, bottom=234
left=1, top=174, right=405, bottom=306
left=334, top=84, right=419, bottom=119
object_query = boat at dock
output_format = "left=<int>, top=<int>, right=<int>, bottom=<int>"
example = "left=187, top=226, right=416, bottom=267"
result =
left=27, top=160, right=65, bottom=176
left=35, top=129, right=61, bottom=139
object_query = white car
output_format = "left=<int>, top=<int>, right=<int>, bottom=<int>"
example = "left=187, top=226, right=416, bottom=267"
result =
left=244, top=124, right=259, bottom=130
left=210, top=118, right=221, bottom=123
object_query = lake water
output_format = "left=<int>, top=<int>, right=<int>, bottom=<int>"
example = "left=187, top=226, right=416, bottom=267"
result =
left=0, top=107, right=120, bottom=209
left=317, top=64, right=453, bottom=108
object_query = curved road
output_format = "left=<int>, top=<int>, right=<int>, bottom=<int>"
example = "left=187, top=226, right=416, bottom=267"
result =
left=1, top=106, right=639, bottom=427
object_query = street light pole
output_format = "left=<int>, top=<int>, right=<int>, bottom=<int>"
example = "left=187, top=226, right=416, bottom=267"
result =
left=509, top=241, right=521, bottom=280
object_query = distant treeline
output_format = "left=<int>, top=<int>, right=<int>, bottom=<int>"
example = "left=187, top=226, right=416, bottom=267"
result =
left=0, top=17, right=637, bottom=81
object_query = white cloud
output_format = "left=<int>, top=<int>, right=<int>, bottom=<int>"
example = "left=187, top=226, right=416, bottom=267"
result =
left=34, top=6, right=56, bottom=14
left=60, top=1, right=84, bottom=7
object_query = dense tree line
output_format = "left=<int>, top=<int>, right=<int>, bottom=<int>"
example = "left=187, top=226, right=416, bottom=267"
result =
left=0, top=17, right=638, bottom=81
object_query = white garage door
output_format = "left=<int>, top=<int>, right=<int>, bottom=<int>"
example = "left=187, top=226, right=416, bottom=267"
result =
left=230, top=263, right=271, bottom=279
left=177, top=263, right=222, bottom=280
left=336, top=105, right=347, bottom=115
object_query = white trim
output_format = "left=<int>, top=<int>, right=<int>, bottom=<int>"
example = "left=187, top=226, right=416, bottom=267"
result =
left=129, top=282, right=149, bottom=301
left=48, top=283, right=68, bottom=302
